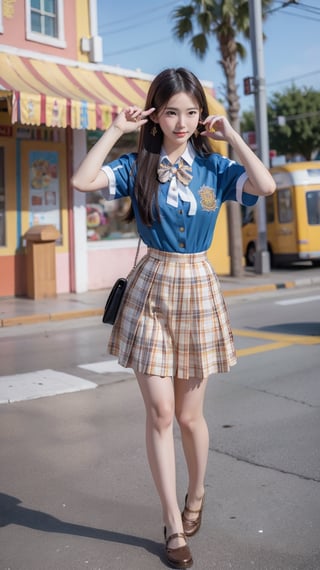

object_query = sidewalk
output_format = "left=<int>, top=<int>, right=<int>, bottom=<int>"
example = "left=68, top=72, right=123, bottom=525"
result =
left=1, top=264, right=320, bottom=328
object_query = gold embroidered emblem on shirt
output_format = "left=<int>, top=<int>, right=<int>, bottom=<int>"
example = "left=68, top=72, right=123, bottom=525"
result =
left=199, top=186, right=218, bottom=211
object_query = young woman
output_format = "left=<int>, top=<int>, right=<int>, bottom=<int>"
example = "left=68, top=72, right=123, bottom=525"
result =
left=72, top=67, right=275, bottom=569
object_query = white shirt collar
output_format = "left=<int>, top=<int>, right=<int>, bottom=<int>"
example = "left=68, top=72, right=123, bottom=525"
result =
left=160, top=142, right=196, bottom=166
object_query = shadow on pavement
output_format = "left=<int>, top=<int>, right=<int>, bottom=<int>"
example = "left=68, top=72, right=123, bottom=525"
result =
left=258, top=322, right=320, bottom=337
left=0, top=492, right=164, bottom=563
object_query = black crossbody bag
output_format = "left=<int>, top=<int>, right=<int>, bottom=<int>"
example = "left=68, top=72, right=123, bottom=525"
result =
left=102, top=238, right=142, bottom=325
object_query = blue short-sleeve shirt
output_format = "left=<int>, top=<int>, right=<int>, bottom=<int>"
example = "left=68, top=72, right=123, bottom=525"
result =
left=101, top=143, right=258, bottom=253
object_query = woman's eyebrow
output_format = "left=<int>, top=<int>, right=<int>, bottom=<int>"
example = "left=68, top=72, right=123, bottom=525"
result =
left=165, top=106, right=198, bottom=111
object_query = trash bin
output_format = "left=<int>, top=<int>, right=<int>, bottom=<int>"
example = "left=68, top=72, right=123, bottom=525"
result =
left=24, top=224, right=61, bottom=299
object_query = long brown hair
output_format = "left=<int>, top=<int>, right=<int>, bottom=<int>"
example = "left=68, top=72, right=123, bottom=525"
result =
left=127, top=67, right=213, bottom=226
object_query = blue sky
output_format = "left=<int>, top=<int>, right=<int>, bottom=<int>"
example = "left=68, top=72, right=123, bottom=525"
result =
left=97, top=0, right=320, bottom=113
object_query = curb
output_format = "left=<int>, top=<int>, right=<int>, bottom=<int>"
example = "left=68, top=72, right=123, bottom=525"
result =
left=222, top=280, right=296, bottom=297
left=1, top=308, right=103, bottom=328
left=1, top=277, right=319, bottom=328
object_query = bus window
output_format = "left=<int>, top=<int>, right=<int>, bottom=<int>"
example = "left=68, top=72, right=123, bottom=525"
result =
left=241, top=205, right=255, bottom=226
left=306, top=190, right=320, bottom=225
left=277, top=188, right=293, bottom=223
left=266, top=194, right=275, bottom=223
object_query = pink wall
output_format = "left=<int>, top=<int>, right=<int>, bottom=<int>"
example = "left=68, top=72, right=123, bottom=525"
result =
left=0, top=1, right=78, bottom=60
left=87, top=246, right=148, bottom=290
left=56, top=252, right=70, bottom=293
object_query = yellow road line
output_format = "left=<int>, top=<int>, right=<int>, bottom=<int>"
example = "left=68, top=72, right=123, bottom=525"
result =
left=237, top=341, right=291, bottom=357
left=223, top=284, right=276, bottom=296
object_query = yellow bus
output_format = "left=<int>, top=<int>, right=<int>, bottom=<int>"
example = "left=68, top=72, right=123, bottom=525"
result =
left=242, top=161, right=320, bottom=267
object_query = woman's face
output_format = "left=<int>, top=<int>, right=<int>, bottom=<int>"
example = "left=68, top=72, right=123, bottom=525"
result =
left=154, top=91, right=200, bottom=152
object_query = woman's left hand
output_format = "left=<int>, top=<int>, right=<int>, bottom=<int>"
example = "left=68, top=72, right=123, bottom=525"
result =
left=200, top=116, right=276, bottom=198
left=200, top=115, right=234, bottom=141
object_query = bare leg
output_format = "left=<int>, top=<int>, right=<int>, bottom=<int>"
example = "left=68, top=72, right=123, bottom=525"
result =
left=135, top=371, right=186, bottom=547
left=175, top=376, right=209, bottom=516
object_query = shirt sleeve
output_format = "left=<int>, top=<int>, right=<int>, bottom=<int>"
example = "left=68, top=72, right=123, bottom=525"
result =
left=216, top=155, right=259, bottom=207
left=100, top=153, right=137, bottom=200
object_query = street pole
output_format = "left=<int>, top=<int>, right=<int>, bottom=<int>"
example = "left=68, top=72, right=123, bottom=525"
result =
left=249, top=0, right=271, bottom=273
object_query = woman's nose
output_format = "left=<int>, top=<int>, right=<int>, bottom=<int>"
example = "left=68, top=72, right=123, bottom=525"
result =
left=177, top=114, right=186, bottom=127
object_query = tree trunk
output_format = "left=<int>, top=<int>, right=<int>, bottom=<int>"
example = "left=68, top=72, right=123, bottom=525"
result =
left=228, top=116, right=244, bottom=277
left=226, top=201, right=243, bottom=277
left=219, top=38, right=244, bottom=277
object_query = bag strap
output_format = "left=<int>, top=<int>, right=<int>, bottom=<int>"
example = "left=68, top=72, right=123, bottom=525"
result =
left=133, top=237, right=142, bottom=268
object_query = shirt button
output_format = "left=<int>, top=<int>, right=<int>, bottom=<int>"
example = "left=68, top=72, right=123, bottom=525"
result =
left=179, top=227, right=185, bottom=232
left=179, top=209, right=183, bottom=214
left=179, top=242, right=185, bottom=248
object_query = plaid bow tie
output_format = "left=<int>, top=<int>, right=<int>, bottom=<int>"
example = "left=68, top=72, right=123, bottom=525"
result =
left=157, top=159, right=193, bottom=186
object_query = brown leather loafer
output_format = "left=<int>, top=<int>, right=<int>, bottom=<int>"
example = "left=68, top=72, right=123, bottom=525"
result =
left=181, top=493, right=205, bottom=537
left=164, top=527, right=193, bottom=569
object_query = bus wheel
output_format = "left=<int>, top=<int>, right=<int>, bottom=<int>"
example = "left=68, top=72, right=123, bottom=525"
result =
left=245, top=242, right=256, bottom=267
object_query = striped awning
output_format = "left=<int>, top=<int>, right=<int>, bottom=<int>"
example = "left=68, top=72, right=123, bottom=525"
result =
left=0, top=52, right=225, bottom=130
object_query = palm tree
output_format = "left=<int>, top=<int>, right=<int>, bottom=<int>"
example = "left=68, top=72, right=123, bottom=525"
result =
left=172, top=0, right=274, bottom=276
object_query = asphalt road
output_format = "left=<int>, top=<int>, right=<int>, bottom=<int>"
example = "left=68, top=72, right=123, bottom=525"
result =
left=0, top=285, right=319, bottom=570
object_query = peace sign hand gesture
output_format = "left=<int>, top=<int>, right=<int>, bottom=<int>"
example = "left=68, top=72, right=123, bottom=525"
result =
left=113, top=106, right=156, bottom=134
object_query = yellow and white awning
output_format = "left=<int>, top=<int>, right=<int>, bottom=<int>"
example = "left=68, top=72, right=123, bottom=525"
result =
left=0, top=52, right=225, bottom=130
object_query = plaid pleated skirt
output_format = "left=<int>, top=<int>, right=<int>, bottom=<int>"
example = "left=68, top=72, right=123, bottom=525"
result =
left=108, top=248, right=237, bottom=379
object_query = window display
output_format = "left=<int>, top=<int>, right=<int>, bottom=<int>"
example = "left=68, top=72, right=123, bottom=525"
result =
left=86, top=130, right=138, bottom=242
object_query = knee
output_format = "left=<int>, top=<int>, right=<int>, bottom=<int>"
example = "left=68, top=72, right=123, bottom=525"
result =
left=148, top=401, right=175, bottom=432
left=175, top=408, right=199, bottom=432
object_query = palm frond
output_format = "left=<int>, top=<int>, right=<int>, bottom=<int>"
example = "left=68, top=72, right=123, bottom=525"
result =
left=236, top=41, right=246, bottom=60
left=190, top=33, right=209, bottom=59
left=197, top=11, right=213, bottom=34
left=172, top=5, right=195, bottom=39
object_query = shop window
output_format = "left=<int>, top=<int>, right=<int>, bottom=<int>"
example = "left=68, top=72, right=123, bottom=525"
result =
left=0, top=148, right=5, bottom=246
left=26, top=0, right=66, bottom=48
left=86, top=131, right=138, bottom=242
left=277, top=188, right=293, bottom=223
left=306, top=190, right=320, bottom=225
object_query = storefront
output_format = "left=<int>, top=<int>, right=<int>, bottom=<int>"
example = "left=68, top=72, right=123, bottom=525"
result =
left=0, top=51, right=230, bottom=297
left=0, top=122, right=69, bottom=296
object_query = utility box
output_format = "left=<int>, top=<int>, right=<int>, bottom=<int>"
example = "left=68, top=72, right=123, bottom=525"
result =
left=24, top=225, right=61, bottom=299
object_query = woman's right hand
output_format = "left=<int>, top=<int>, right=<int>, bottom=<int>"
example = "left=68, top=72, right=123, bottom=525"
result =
left=113, top=106, right=156, bottom=133
left=71, top=106, right=155, bottom=192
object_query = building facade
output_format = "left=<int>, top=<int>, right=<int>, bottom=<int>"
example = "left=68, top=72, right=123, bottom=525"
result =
left=0, top=0, right=229, bottom=298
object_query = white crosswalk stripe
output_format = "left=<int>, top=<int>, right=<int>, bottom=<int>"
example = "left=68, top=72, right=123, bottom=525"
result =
left=0, top=369, right=97, bottom=404
left=276, top=294, right=320, bottom=306
left=0, top=359, right=133, bottom=404
left=78, top=360, right=133, bottom=374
